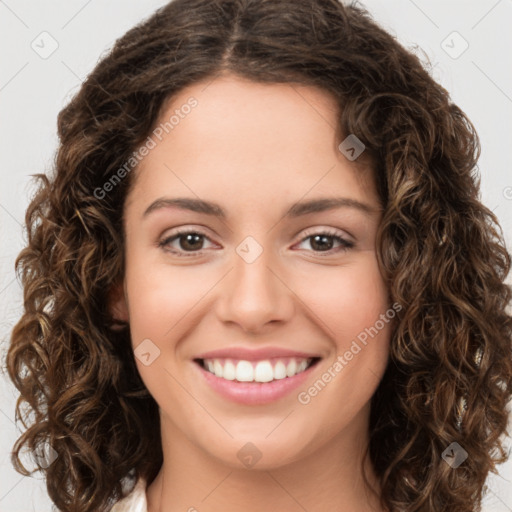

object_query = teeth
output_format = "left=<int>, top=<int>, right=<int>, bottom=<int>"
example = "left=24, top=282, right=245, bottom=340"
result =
left=202, top=357, right=314, bottom=382
left=254, top=361, right=273, bottom=382
left=236, top=360, right=254, bottom=382
left=298, top=360, right=308, bottom=373
left=223, top=360, right=236, bottom=380
left=273, top=361, right=287, bottom=379
left=286, top=359, right=297, bottom=377
left=213, top=360, right=223, bottom=378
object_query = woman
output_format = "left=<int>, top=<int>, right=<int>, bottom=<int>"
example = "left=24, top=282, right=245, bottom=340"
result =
left=7, top=0, right=512, bottom=511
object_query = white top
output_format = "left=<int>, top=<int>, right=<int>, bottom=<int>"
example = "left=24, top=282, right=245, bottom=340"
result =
left=110, top=478, right=148, bottom=512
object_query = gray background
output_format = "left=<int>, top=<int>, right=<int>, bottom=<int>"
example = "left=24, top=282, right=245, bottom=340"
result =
left=1, top=0, right=511, bottom=510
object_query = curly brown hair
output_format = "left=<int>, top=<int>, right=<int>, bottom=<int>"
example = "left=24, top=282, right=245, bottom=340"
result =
left=6, top=0, right=512, bottom=511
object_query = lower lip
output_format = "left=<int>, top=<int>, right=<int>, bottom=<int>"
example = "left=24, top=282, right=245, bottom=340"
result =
left=194, top=360, right=320, bottom=405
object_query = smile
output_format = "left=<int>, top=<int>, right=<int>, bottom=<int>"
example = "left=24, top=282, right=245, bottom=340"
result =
left=193, top=356, right=322, bottom=405
left=195, top=357, right=319, bottom=383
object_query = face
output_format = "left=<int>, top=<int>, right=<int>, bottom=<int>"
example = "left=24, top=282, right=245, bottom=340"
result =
left=112, top=74, right=393, bottom=470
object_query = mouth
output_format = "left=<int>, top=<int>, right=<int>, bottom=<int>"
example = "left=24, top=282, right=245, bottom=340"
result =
left=193, top=356, right=321, bottom=383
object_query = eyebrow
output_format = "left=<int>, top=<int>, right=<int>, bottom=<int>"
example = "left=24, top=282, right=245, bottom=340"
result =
left=143, top=196, right=379, bottom=220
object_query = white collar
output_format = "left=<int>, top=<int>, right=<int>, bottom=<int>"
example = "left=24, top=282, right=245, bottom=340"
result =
left=110, top=477, right=148, bottom=512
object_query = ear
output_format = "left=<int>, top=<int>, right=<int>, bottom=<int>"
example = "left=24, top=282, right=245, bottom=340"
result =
left=107, top=280, right=129, bottom=330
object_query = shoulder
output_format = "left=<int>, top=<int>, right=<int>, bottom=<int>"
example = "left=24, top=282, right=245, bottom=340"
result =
left=110, top=477, right=148, bottom=512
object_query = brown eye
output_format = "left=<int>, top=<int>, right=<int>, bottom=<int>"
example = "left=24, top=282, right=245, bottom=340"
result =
left=175, top=232, right=204, bottom=251
left=158, top=229, right=215, bottom=256
left=295, top=229, right=354, bottom=254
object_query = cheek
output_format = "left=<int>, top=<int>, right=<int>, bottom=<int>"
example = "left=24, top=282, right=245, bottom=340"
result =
left=300, top=254, right=389, bottom=339
left=124, top=264, right=200, bottom=402
left=296, top=258, right=391, bottom=430
left=125, top=262, right=206, bottom=342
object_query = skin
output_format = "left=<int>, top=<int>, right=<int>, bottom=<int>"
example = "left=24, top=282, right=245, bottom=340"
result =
left=110, top=73, right=392, bottom=512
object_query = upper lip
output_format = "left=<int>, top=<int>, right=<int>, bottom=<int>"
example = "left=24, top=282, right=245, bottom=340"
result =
left=194, top=347, right=322, bottom=361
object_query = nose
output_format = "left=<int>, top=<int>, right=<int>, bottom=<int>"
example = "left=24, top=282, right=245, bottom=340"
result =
left=215, top=239, right=295, bottom=333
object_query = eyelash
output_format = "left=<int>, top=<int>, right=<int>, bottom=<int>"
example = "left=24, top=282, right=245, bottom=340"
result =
left=158, top=227, right=355, bottom=258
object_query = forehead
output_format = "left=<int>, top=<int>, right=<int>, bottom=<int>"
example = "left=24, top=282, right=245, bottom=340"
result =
left=126, top=75, right=377, bottom=212
left=155, top=75, right=341, bottom=157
